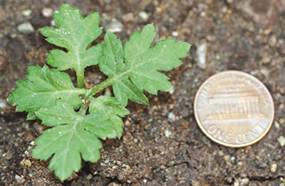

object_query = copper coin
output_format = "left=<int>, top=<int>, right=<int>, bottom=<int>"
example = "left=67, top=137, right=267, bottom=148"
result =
left=194, top=71, right=274, bottom=147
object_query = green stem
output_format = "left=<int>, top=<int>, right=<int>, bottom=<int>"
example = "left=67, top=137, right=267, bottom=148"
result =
left=76, top=69, right=85, bottom=88
left=85, top=78, right=114, bottom=98
left=85, top=69, right=131, bottom=98
left=79, top=103, right=88, bottom=115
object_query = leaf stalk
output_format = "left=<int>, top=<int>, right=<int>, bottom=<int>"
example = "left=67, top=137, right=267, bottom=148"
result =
left=76, top=69, right=85, bottom=88
left=86, top=78, right=114, bottom=98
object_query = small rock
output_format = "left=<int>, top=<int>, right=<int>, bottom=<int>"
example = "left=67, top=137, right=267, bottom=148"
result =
left=197, top=42, right=207, bottom=69
left=20, top=159, right=32, bottom=168
left=262, top=56, right=271, bottom=64
left=0, top=99, right=6, bottom=109
left=86, top=174, right=93, bottom=180
left=225, top=177, right=234, bottom=184
left=122, top=13, right=134, bottom=22
left=15, top=174, right=25, bottom=184
left=278, top=136, right=285, bottom=146
left=17, top=22, right=34, bottom=34
left=167, top=112, right=176, bottom=122
left=269, top=36, right=277, bottom=47
left=51, top=20, right=56, bottom=26
left=139, top=11, right=149, bottom=21
left=233, top=180, right=239, bottom=186
left=230, top=156, right=236, bottom=162
left=106, top=19, right=123, bottom=33
left=274, top=121, right=280, bottom=129
left=270, top=163, right=277, bottom=173
left=224, top=155, right=230, bottom=162
left=164, top=129, right=172, bottom=137
left=172, top=31, right=179, bottom=37
left=168, top=86, right=174, bottom=94
left=22, top=9, right=32, bottom=17
left=240, top=178, right=249, bottom=186
left=42, top=8, right=53, bottom=18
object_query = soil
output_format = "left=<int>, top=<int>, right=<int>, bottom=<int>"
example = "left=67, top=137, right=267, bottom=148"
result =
left=0, top=0, right=284, bottom=186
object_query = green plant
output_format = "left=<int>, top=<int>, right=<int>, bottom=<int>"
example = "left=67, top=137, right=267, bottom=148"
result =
left=8, top=4, right=191, bottom=181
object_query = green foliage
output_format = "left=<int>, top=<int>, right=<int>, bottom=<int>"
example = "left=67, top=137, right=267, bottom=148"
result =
left=99, top=25, right=190, bottom=106
left=8, top=3, right=191, bottom=182
left=41, top=4, right=102, bottom=87
left=8, top=66, right=85, bottom=119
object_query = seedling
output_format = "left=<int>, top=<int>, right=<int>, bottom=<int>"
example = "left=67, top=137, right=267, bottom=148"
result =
left=8, top=4, right=191, bottom=181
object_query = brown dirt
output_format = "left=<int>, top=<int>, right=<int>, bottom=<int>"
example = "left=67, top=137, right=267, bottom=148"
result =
left=0, top=0, right=284, bottom=186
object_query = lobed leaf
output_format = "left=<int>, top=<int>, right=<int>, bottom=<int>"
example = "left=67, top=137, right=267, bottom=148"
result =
left=8, top=66, right=85, bottom=118
left=32, top=124, right=102, bottom=181
left=89, top=96, right=129, bottom=117
left=41, top=4, right=102, bottom=73
left=33, top=98, right=128, bottom=181
left=86, top=96, right=129, bottom=139
left=99, top=24, right=191, bottom=106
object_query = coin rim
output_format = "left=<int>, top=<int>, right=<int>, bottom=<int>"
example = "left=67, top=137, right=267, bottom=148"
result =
left=194, top=71, right=275, bottom=148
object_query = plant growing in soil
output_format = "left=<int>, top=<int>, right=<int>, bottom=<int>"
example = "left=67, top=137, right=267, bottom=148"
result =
left=8, top=4, right=191, bottom=181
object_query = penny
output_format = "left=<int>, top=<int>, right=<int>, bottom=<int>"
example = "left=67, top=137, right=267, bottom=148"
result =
left=194, top=71, right=274, bottom=147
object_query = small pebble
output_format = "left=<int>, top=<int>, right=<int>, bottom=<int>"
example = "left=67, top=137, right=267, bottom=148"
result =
left=51, top=20, right=56, bottom=26
left=86, top=174, right=93, bottom=180
left=197, top=42, right=207, bottom=69
left=172, top=31, right=179, bottom=37
left=167, top=112, right=176, bottom=122
left=233, top=180, right=239, bottom=186
left=22, top=9, right=32, bottom=17
left=269, top=36, right=277, bottom=47
left=278, top=136, right=285, bottom=146
left=0, top=99, right=6, bottom=109
left=139, top=11, right=149, bottom=21
left=20, top=159, right=32, bottom=168
left=230, top=156, right=236, bottom=162
left=42, top=8, right=53, bottom=17
left=262, top=56, right=271, bottom=64
left=106, top=19, right=123, bottom=33
left=17, top=22, right=34, bottom=34
left=164, top=129, right=172, bottom=137
left=122, top=13, right=134, bottom=22
left=15, top=175, right=25, bottom=183
left=168, top=86, right=174, bottom=94
left=274, top=121, right=280, bottom=129
left=240, top=178, right=249, bottom=186
left=224, top=155, right=230, bottom=162
left=270, top=163, right=277, bottom=173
